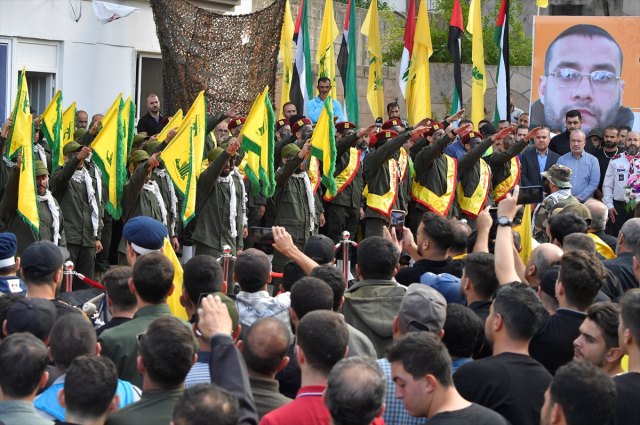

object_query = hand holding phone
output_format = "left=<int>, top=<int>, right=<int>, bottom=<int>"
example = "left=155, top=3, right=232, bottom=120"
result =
left=512, top=186, right=544, bottom=205
left=390, top=210, right=406, bottom=240
left=250, top=227, right=274, bottom=245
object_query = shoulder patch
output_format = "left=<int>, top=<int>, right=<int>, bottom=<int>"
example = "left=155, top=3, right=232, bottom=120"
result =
left=612, top=153, right=622, bottom=160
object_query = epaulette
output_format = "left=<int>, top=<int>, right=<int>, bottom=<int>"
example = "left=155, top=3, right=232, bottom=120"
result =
left=612, top=153, right=622, bottom=160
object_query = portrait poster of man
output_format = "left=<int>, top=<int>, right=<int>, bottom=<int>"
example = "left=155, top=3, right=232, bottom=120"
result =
left=530, top=17, right=640, bottom=134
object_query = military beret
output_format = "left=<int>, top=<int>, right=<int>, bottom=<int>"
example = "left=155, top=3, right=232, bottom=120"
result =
left=335, top=121, right=356, bottom=131
left=123, top=216, right=168, bottom=255
left=161, top=115, right=173, bottom=126
left=73, top=128, right=87, bottom=141
left=228, top=117, right=246, bottom=131
left=0, top=233, right=17, bottom=263
left=369, top=130, right=399, bottom=148
left=291, top=118, right=312, bottom=134
left=281, top=143, right=301, bottom=158
left=128, top=149, right=150, bottom=165
left=145, top=141, right=162, bottom=155
left=63, top=142, right=82, bottom=156
left=35, top=160, right=49, bottom=177
left=208, top=147, right=225, bottom=163
left=276, top=119, right=290, bottom=130
left=425, top=123, right=445, bottom=137
left=461, top=131, right=482, bottom=144
left=381, top=118, right=402, bottom=130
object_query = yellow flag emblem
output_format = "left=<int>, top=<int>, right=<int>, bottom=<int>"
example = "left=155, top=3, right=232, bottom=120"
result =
left=178, top=92, right=207, bottom=177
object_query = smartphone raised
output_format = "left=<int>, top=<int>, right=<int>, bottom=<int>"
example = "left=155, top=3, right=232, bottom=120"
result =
left=390, top=210, right=406, bottom=239
left=513, top=186, right=544, bottom=205
left=250, top=227, right=274, bottom=245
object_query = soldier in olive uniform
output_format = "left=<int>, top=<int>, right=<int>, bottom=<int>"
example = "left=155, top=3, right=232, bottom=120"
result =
left=50, top=142, right=104, bottom=289
left=533, top=164, right=577, bottom=243
left=191, top=141, right=245, bottom=287
left=0, top=118, right=18, bottom=201
left=0, top=160, right=67, bottom=256
left=117, top=149, right=165, bottom=265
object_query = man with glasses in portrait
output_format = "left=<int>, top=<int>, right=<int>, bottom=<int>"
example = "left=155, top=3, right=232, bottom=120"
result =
left=532, top=24, right=634, bottom=147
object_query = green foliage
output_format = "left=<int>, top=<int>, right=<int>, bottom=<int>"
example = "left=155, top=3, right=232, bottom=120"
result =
left=334, top=0, right=391, bottom=11
left=379, top=0, right=532, bottom=67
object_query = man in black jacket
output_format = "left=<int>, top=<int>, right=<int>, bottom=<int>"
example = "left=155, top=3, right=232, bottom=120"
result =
left=520, top=127, right=560, bottom=187
left=603, top=218, right=640, bottom=292
left=549, top=110, right=594, bottom=156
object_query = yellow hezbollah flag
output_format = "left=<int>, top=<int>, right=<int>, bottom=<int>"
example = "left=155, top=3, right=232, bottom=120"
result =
left=178, top=91, right=207, bottom=177
left=18, top=115, right=40, bottom=234
left=239, top=87, right=276, bottom=197
left=406, top=0, right=433, bottom=126
left=119, top=96, right=136, bottom=160
left=537, top=0, right=548, bottom=7
left=468, top=0, right=486, bottom=130
left=91, top=93, right=126, bottom=219
left=518, top=204, right=532, bottom=265
left=164, top=238, right=188, bottom=321
left=310, top=96, right=337, bottom=195
left=7, top=67, right=30, bottom=159
left=157, top=110, right=183, bottom=143
left=41, top=90, right=63, bottom=170
left=316, top=0, right=339, bottom=100
left=60, top=102, right=76, bottom=168
left=279, top=1, right=294, bottom=119
left=161, top=119, right=196, bottom=225
left=361, top=0, right=384, bottom=120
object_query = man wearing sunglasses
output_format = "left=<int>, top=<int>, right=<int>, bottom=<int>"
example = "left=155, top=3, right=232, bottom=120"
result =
left=532, top=24, right=634, bottom=137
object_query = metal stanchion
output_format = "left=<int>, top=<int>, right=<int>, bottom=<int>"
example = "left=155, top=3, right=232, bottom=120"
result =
left=335, top=231, right=358, bottom=287
left=217, top=245, right=237, bottom=288
left=64, top=261, right=74, bottom=293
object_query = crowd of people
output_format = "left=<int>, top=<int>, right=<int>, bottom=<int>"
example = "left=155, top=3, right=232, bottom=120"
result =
left=0, top=74, right=639, bottom=425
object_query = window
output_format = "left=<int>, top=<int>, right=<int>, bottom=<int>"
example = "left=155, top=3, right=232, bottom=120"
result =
left=25, top=72, right=55, bottom=115
left=0, top=43, right=8, bottom=122
left=135, top=55, right=163, bottom=119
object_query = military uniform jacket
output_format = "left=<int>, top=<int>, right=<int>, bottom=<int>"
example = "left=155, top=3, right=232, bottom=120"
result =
left=0, top=167, right=67, bottom=256
left=192, top=151, right=244, bottom=252
left=274, top=155, right=314, bottom=243
left=412, top=133, right=458, bottom=219
left=0, top=135, right=16, bottom=200
left=457, top=135, right=496, bottom=214
left=151, top=169, right=183, bottom=238
left=204, top=113, right=228, bottom=159
left=487, top=138, right=527, bottom=195
left=50, top=157, right=103, bottom=247
left=363, top=132, right=412, bottom=221
left=34, top=139, right=53, bottom=172
left=327, top=133, right=365, bottom=209
left=118, top=161, right=166, bottom=254
left=236, top=149, right=267, bottom=208
left=533, top=191, right=578, bottom=243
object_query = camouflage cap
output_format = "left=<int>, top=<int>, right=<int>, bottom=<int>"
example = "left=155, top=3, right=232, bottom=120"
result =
left=541, top=164, right=572, bottom=188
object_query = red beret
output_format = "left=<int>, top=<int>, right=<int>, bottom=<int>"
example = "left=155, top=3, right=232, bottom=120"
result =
left=369, top=130, right=399, bottom=148
left=382, top=118, right=403, bottom=130
left=161, top=115, right=173, bottom=126
left=228, top=117, right=246, bottom=130
left=425, top=123, right=445, bottom=136
left=461, top=131, right=483, bottom=144
left=291, top=118, right=312, bottom=134
left=335, top=121, right=356, bottom=131
left=276, top=119, right=290, bottom=130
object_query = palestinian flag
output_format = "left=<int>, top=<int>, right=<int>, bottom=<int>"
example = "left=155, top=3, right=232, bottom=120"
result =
left=494, top=0, right=511, bottom=124
left=448, top=0, right=464, bottom=122
left=290, top=0, right=313, bottom=118
left=336, top=0, right=359, bottom=125
left=398, top=0, right=415, bottom=98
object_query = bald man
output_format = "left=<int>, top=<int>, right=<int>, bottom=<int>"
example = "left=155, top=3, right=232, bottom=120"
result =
left=585, top=200, right=618, bottom=253
left=525, top=243, right=563, bottom=290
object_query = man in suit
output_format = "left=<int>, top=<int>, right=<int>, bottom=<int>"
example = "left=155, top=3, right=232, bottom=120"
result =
left=521, top=127, right=560, bottom=187
left=603, top=218, right=640, bottom=292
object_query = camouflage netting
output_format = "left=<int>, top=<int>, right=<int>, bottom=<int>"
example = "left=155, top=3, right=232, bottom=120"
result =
left=150, top=0, right=286, bottom=116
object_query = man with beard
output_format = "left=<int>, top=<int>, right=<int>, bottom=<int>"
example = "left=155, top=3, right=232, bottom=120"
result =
left=214, top=119, right=230, bottom=146
left=191, top=140, right=245, bottom=286
left=603, top=131, right=640, bottom=237
left=548, top=110, right=595, bottom=156
left=0, top=159, right=66, bottom=256
left=533, top=164, right=577, bottom=243
left=556, top=130, right=600, bottom=201
left=275, top=118, right=291, bottom=142
left=531, top=24, right=634, bottom=135
left=137, top=94, right=164, bottom=136
left=593, top=126, right=621, bottom=200
left=50, top=142, right=103, bottom=289
left=116, top=149, right=164, bottom=265
left=281, top=102, right=297, bottom=121
left=521, top=127, right=560, bottom=187
left=32, top=117, right=53, bottom=172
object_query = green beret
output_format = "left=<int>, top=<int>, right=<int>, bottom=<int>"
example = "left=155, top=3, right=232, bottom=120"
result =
left=35, top=160, right=49, bottom=177
left=145, top=141, right=161, bottom=155
left=63, top=142, right=82, bottom=156
left=281, top=143, right=301, bottom=158
left=128, top=149, right=150, bottom=165
left=132, top=134, right=150, bottom=148
left=73, top=129, right=87, bottom=141
left=207, top=147, right=225, bottom=163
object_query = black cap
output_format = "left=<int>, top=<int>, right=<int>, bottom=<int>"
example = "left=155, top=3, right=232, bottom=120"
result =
left=6, top=298, right=57, bottom=341
left=540, top=265, right=560, bottom=298
left=303, top=235, right=335, bottom=265
left=21, top=241, right=70, bottom=277
left=234, top=249, right=271, bottom=286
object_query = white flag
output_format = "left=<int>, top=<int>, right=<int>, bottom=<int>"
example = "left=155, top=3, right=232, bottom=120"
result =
left=92, top=1, right=140, bottom=25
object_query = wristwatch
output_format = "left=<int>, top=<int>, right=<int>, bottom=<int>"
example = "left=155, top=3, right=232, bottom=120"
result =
left=497, top=216, right=513, bottom=227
